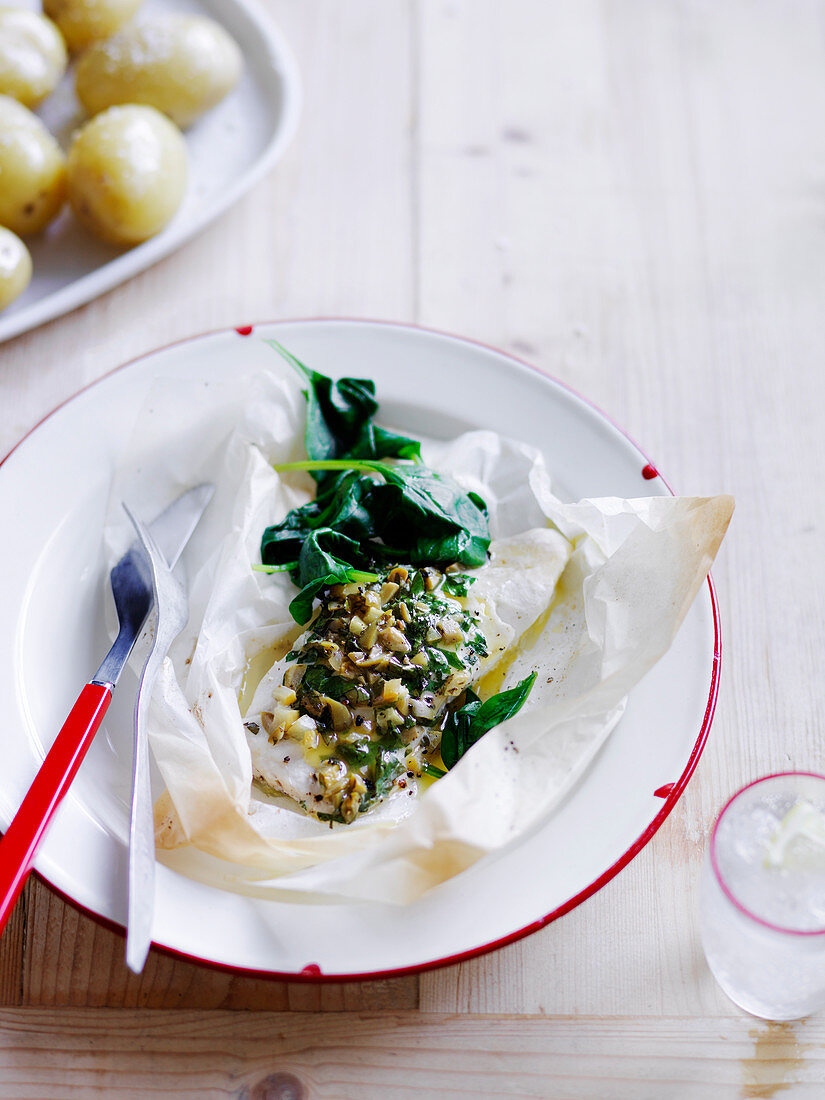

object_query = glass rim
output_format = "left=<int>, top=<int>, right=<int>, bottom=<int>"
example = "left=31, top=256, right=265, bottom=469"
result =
left=710, top=771, right=825, bottom=938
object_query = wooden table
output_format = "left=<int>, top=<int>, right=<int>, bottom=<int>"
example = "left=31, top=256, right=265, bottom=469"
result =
left=1, top=1, right=824, bottom=1095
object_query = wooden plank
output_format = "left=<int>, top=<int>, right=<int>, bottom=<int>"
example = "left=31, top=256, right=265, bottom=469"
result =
left=0, top=888, right=24, bottom=1007
left=0, top=1010, right=824, bottom=1098
left=6, top=877, right=414, bottom=1011
left=417, top=0, right=825, bottom=1015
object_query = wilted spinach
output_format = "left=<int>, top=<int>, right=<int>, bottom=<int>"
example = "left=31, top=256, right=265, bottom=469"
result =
left=439, top=672, right=537, bottom=770
left=259, top=344, right=491, bottom=623
left=265, top=341, right=421, bottom=477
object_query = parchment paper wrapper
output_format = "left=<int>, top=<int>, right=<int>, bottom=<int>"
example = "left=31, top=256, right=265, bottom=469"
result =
left=104, top=367, right=733, bottom=904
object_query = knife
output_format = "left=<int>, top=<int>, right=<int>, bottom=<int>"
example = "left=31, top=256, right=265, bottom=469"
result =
left=0, top=484, right=214, bottom=939
left=122, top=504, right=193, bottom=973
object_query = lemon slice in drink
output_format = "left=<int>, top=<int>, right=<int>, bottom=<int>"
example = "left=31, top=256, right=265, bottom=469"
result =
left=765, top=800, right=825, bottom=870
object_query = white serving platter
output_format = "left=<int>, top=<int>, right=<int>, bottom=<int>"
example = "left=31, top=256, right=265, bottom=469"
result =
left=0, top=0, right=300, bottom=345
left=0, top=320, right=720, bottom=978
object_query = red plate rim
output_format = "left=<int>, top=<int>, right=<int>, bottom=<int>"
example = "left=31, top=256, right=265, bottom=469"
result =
left=0, top=317, right=721, bottom=983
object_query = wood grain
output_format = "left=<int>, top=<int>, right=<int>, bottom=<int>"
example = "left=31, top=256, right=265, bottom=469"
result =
left=0, top=876, right=413, bottom=1011
left=417, top=0, right=825, bottom=1016
left=0, top=6, right=822, bottom=1092
left=0, top=1010, right=824, bottom=1098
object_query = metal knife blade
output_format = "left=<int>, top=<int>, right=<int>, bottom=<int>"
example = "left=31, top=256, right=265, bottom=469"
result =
left=122, top=502, right=205, bottom=974
left=93, top=484, right=214, bottom=689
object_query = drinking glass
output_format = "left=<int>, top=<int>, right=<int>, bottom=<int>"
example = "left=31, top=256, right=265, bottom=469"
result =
left=699, top=772, right=825, bottom=1020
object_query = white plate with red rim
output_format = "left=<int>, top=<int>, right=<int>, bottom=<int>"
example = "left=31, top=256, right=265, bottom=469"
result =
left=0, top=0, right=300, bottom=346
left=0, top=320, right=719, bottom=978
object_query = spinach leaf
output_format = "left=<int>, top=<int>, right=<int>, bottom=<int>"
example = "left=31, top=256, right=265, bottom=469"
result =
left=259, top=502, right=321, bottom=567
left=287, top=529, right=379, bottom=623
left=440, top=671, right=537, bottom=769
left=297, top=528, right=371, bottom=585
left=260, top=345, right=491, bottom=623
left=266, top=340, right=377, bottom=465
left=287, top=576, right=337, bottom=626
left=265, top=341, right=421, bottom=472
left=370, top=426, right=422, bottom=462
left=370, top=465, right=489, bottom=569
left=268, top=459, right=491, bottom=570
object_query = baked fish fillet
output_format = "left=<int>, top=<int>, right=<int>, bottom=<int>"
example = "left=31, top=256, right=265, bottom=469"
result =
left=244, top=528, right=570, bottom=823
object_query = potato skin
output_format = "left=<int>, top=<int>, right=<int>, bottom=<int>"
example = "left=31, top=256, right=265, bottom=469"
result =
left=67, top=104, right=187, bottom=246
left=0, top=95, right=67, bottom=235
left=0, top=7, right=68, bottom=108
left=75, top=15, right=242, bottom=128
left=42, top=0, right=141, bottom=53
left=0, top=226, right=32, bottom=310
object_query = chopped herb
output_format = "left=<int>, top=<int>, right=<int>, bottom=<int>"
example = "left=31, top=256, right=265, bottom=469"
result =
left=443, top=573, right=475, bottom=598
left=316, top=810, right=344, bottom=824
left=299, top=666, right=354, bottom=700
left=422, top=648, right=453, bottom=689
left=336, top=737, right=374, bottom=766
left=441, top=649, right=465, bottom=670
left=465, top=633, right=490, bottom=658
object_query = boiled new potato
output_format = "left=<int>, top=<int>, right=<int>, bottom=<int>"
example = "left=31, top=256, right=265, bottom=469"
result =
left=0, top=7, right=67, bottom=107
left=42, top=0, right=141, bottom=53
left=67, top=105, right=186, bottom=246
left=0, top=226, right=32, bottom=310
left=75, top=15, right=242, bottom=128
left=0, top=95, right=66, bottom=235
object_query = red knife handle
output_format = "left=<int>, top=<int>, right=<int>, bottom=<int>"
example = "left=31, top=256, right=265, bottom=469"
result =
left=0, top=682, right=112, bottom=937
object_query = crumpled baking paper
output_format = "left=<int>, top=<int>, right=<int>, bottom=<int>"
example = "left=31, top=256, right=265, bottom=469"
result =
left=104, top=367, right=733, bottom=905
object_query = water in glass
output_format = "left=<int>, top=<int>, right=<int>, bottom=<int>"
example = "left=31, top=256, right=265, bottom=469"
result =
left=699, top=772, right=825, bottom=1020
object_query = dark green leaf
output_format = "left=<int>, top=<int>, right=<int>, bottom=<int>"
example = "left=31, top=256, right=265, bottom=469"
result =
left=261, top=345, right=491, bottom=622
left=440, top=671, right=537, bottom=769
left=372, top=465, right=489, bottom=569
left=296, top=528, right=368, bottom=586
left=288, top=576, right=335, bottom=625
left=265, top=340, right=420, bottom=472
left=370, top=426, right=422, bottom=461
left=283, top=529, right=378, bottom=623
